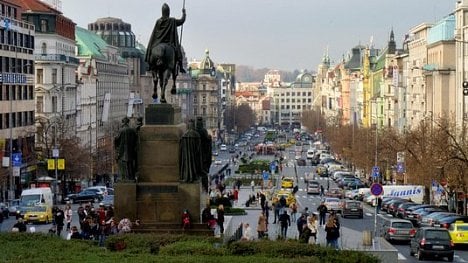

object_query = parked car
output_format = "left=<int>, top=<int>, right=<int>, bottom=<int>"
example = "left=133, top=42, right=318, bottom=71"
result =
left=341, top=200, right=363, bottom=218
left=387, top=199, right=410, bottom=217
left=101, top=195, right=114, bottom=208
left=405, top=205, right=439, bottom=222
left=409, top=227, right=454, bottom=261
left=0, top=202, right=9, bottom=218
left=396, top=202, right=418, bottom=219
left=8, top=199, right=21, bottom=216
left=307, top=180, right=320, bottom=195
left=23, top=205, right=53, bottom=224
left=412, top=207, right=447, bottom=226
left=324, top=197, right=342, bottom=214
left=65, top=189, right=103, bottom=204
left=382, top=219, right=416, bottom=242
left=420, top=212, right=457, bottom=227
left=85, top=186, right=108, bottom=196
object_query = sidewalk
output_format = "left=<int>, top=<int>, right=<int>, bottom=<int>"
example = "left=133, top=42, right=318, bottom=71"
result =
left=226, top=186, right=369, bottom=248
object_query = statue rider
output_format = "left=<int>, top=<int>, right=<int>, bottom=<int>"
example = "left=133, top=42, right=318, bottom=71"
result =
left=145, top=3, right=186, bottom=73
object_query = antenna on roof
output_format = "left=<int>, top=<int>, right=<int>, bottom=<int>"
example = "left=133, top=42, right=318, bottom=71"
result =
left=369, top=36, right=374, bottom=48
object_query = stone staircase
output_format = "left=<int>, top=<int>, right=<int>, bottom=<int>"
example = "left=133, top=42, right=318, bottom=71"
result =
left=133, top=221, right=215, bottom=236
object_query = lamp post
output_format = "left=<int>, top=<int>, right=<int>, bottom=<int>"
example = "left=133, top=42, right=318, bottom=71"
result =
left=52, top=145, right=59, bottom=204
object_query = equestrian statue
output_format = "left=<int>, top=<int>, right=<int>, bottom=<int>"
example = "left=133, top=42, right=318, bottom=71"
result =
left=145, top=3, right=186, bottom=103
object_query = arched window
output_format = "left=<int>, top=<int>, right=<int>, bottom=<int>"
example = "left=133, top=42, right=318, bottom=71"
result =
left=41, top=42, right=46, bottom=55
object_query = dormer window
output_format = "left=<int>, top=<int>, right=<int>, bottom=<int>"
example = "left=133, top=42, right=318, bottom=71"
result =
left=40, top=19, right=48, bottom=32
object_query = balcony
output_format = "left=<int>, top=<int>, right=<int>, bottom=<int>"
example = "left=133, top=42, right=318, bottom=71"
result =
left=34, top=54, right=80, bottom=65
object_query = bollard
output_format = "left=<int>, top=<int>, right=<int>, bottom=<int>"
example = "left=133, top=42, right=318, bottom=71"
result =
left=362, top=230, right=373, bottom=246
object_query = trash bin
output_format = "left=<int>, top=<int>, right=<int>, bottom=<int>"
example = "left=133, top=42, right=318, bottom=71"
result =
left=363, top=230, right=373, bottom=246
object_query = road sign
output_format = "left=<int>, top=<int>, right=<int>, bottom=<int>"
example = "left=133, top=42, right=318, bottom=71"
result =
left=370, top=183, right=384, bottom=196
left=396, top=163, right=405, bottom=173
left=397, top=152, right=405, bottom=163
left=12, top=153, right=22, bottom=167
left=372, top=166, right=380, bottom=177
left=262, top=171, right=269, bottom=180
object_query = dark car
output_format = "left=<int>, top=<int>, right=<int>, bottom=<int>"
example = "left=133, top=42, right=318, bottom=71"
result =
left=435, top=215, right=468, bottom=229
left=0, top=202, right=9, bottom=219
left=420, top=212, right=457, bottom=227
left=341, top=200, right=363, bottom=218
left=412, top=207, right=447, bottom=226
left=396, top=202, right=418, bottom=218
left=387, top=200, right=410, bottom=217
left=326, top=188, right=344, bottom=199
left=297, top=158, right=306, bottom=166
left=409, top=227, right=454, bottom=261
left=403, top=204, right=435, bottom=220
left=405, top=205, right=440, bottom=222
left=65, top=189, right=103, bottom=204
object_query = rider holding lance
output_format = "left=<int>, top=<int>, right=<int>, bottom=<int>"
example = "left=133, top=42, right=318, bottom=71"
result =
left=145, top=3, right=186, bottom=74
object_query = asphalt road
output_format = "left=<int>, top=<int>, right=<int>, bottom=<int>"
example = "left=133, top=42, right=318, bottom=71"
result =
left=287, top=150, right=468, bottom=263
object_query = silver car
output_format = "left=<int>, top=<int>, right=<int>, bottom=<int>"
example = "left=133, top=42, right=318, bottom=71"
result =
left=307, top=181, right=321, bottom=195
left=381, top=219, right=416, bottom=242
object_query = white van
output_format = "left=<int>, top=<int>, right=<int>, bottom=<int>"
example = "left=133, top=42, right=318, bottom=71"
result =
left=20, top=187, right=53, bottom=207
left=306, top=149, right=315, bottom=159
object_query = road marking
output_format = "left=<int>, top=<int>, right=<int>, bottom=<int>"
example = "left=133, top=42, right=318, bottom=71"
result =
left=397, top=253, right=406, bottom=260
left=455, top=255, right=468, bottom=262
left=365, top=212, right=373, bottom=217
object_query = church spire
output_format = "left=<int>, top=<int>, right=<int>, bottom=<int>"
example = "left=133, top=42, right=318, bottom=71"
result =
left=388, top=28, right=396, bottom=54
left=322, top=46, right=330, bottom=67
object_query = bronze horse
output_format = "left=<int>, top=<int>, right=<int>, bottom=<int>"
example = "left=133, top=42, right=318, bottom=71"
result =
left=148, top=43, right=178, bottom=103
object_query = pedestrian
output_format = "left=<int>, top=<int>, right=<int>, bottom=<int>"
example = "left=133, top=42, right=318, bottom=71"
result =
left=296, top=214, right=307, bottom=240
left=278, top=210, right=291, bottom=239
left=216, top=204, right=225, bottom=235
left=289, top=202, right=298, bottom=222
left=12, top=218, right=27, bottom=232
left=251, top=180, right=255, bottom=192
left=301, top=206, right=310, bottom=217
left=241, top=223, right=253, bottom=241
left=317, top=202, right=328, bottom=226
left=320, top=185, right=325, bottom=197
left=260, top=192, right=266, bottom=211
left=69, top=225, right=82, bottom=240
left=376, top=197, right=383, bottom=214
left=264, top=200, right=270, bottom=224
left=54, top=207, right=65, bottom=237
left=181, top=209, right=191, bottom=230
left=273, top=201, right=281, bottom=224
left=64, top=204, right=73, bottom=231
left=307, top=214, right=319, bottom=244
left=257, top=212, right=267, bottom=239
left=325, top=216, right=340, bottom=249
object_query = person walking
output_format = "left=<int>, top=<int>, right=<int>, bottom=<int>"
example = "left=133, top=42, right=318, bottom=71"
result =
left=64, top=204, right=73, bottom=232
left=320, top=185, right=325, bottom=197
left=257, top=212, right=267, bottom=239
left=216, top=204, right=225, bottom=235
left=273, top=201, right=281, bottom=224
left=289, top=202, right=298, bottom=222
left=278, top=210, right=291, bottom=239
left=325, top=216, right=340, bottom=249
left=251, top=180, right=255, bottom=192
left=296, top=214, right=307, bottom=242
left=54, top=207, right=65, bottom=237
left=317, top=202, right=328, bottom=226
left=307, top=214, right=319, bottom=244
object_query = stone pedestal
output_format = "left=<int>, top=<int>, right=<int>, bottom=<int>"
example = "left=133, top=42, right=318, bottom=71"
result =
left=115, top=109, right=205, bottom=232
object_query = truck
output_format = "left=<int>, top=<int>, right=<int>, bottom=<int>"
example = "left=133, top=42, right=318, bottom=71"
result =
left=20, top=187, right=53, bottom=207
left=382, top=185, right=425, bottom=204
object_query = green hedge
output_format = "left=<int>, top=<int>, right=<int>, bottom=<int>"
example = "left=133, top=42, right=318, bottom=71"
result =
left=0, top=232, right=380, bottom=263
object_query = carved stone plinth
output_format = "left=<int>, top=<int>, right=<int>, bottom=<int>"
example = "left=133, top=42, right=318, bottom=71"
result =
left=145, top=104, right=181, bottom=125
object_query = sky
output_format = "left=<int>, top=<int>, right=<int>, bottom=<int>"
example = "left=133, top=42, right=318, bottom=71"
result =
left=58, top=0, right=455, bottom=72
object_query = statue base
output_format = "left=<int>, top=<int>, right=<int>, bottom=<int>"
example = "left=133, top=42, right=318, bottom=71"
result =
left=145, top=104, right=181, bottom=125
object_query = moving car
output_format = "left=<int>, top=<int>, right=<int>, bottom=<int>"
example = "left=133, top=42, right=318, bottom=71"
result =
left=324, top=197, right=342, bottom=214
left=409, top=227, right=454, bottom=261
left=15, top=205, right=36, bottom=219
left=341, top=200, right=363, bottom=218
left=281, top=177, right=294, bottom=189
left=0, top=202, right=9, bottom=218
left=326, top=188, right=344, bottom=199
left=101, top=195, right=114, bottom=208
left=273, top=190, right=296, bottom=206
left=8, top=199, right=21, bottom=216
left=220, top=144, right=227, bottom=151
left=449, top=221, right=468, bottom=245
left=23, top=205, right=53, bottom=224
left=382, top=219, right=415, bottom=242
left=65, top=189, right=103, bottom=204
left=307, top=180, right=321, bottom=195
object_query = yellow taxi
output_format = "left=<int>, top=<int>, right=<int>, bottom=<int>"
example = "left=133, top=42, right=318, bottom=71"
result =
left=449, top=221, right=468, bottom=244
left=23, top=205, right=53, bottom=224
left=272, top=190, right=296, bottom=206
left=281, top=177, right=295, bottom=189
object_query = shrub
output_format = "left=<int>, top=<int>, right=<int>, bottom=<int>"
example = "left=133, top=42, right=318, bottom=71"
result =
left=159, top=240, right=228, bottom=256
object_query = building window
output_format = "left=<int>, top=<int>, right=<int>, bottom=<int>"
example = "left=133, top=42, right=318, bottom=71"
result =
left=52, top=96, right=57, bottom=113
left=281, top=105, right=284, bottom=109
left=202, top=84, right=206, bottom=91
left=202, top=107, right=206, bottom=116
left=40, top=19, right=48, bottom=32
left=202, top=95, right=206, bottom=104
left=36, top=69, right=43, bottom=84
left=36, top=96, right=43, bottom=113
left=41, top=42, right=47, bottom=55
left=52, top=68, right=57, bottom=84
left=193, top=96, right=197, bottom=104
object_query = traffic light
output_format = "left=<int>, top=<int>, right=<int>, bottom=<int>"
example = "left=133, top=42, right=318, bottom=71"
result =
left=464, top=81, right=468, bottom=96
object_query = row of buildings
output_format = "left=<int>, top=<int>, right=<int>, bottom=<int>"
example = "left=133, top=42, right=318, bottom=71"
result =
left=0, top=0, right=237, bottom=200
